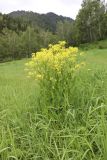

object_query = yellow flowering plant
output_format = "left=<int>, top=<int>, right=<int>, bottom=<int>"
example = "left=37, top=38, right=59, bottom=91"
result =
left=26, top=41, right=85, bottom=110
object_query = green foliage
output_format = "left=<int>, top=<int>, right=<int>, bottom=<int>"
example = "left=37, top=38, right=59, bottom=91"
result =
left=56, top=20, right=74, bottom=44
left=1, top=0, right=107, bottom=62
left=9, top=11, right=73, bottom=33
left=0, top=47, right=107, bottom=159
left=0, top=26, right=58, bottom=62
left=79, top=39, right=107, bottom=50
left=0, top=12, right=73, bottom=62
left=74, top=0, right=107, bottom=44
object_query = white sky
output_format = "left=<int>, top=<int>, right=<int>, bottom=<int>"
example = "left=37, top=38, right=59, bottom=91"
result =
left=0, top=0, right=83, bottom=19
left=0, top=0, right=107, bottom=19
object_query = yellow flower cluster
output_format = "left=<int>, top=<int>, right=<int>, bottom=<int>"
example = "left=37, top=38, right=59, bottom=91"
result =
left=26, top=41, right=85, bottom=80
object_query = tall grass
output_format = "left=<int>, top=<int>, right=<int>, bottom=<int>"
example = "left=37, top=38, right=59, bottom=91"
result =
left=0, top=48, right=107, bottom=159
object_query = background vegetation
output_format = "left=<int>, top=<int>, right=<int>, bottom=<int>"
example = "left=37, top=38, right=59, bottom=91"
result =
left=0, top=0, right=107, bottom=62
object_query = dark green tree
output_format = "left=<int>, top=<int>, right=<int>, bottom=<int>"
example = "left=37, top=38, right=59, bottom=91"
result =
left=74, top=0, right=107, bottom=43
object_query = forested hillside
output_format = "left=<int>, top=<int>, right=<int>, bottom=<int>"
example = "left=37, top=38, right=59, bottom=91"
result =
left=9, top=11, right=73, bottom=33
left=0, top=0, right=107, bottom=62
left=0, top=11, right=73, bottom=61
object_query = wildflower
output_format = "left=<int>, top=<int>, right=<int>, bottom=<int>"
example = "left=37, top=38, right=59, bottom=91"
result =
left=49, top=44, right=52, bottom=48
left=36, top=74, right=44, bottom=80
left=28, top=72, right=34, bottom=76
left=32, top=53, right=36, bottom=58
left=75, top=64, right=81, bottom=69
left=26, top=41, right=85, bottom=82
left=50, top=77, right=53, bottom=81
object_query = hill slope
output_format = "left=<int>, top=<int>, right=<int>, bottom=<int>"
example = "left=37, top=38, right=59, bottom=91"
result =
left=8, top=11, right=74, bottom=32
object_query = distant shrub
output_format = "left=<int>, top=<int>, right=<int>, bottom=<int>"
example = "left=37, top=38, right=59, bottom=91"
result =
left=98, top=45, right=104, bottom=49
left=98, top=45, right=107, bottom=49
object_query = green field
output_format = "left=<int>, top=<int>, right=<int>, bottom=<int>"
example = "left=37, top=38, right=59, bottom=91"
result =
left=0, top=42, right=107, bottom=159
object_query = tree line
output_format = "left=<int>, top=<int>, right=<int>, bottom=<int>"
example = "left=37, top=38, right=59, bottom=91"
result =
left=73, top=0, right=107, bottom=44
left=0, top=0, right=107, bottom=62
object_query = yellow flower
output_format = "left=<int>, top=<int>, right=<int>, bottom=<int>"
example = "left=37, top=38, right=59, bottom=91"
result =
left=36, top=74, right=44, bottom=80
left=28, top=72, right=34, bottom=76
left=75, top=64, right=81, bottom=69
left=50, top=77, right=54, bottom=81
left=32, top=53, right=36, bottom=58
left=26, top=41, right=86, bottom=81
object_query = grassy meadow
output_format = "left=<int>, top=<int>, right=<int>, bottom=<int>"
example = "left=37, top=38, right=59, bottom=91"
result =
left=0, top=41, right=107, bottom=159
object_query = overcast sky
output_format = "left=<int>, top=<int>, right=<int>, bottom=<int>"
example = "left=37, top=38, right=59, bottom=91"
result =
left=0, top=0, right=107, bottom=19
left=0, top=0, right=84, bottom=19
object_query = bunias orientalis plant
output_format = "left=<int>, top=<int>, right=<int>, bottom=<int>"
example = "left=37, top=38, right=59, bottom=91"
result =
left=26, top=41, right=85, bottom=112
